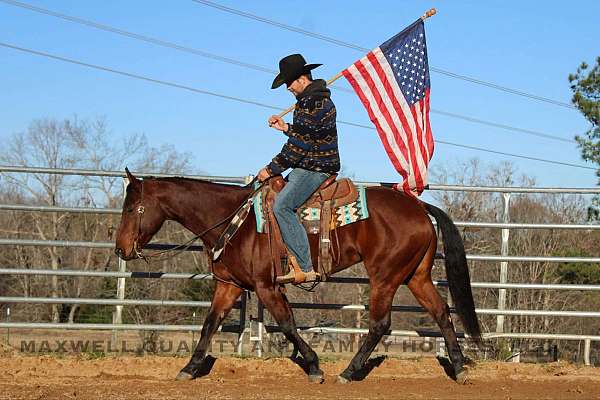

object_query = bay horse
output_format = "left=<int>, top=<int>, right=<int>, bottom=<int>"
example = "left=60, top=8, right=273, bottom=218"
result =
left=114, top=169, right=481, bottom=384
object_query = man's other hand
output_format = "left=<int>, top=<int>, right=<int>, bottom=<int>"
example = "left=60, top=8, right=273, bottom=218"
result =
left=268, top=115, right=288, bottom=132
left=257, top=167, right=271, bottom=182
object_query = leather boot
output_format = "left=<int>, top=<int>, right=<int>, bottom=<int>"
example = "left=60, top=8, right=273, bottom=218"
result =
left=276, top=255, right=320, bottom=284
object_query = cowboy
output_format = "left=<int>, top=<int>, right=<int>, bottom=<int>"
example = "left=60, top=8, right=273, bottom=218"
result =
left=257, top=54, right=341, bottom=284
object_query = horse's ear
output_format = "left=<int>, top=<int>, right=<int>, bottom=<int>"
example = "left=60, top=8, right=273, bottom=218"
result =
left=125, top=167, right=139, bottom=187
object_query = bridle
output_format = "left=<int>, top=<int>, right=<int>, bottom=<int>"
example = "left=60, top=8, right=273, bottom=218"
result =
left=130, top=177, right=264, bottom=263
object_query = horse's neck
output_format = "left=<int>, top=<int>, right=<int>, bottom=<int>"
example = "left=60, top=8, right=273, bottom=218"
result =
left=156, top=179, right=250, bottom=246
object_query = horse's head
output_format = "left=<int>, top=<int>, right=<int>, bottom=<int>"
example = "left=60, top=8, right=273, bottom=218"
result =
left=114, top=168, right=166, bottom=260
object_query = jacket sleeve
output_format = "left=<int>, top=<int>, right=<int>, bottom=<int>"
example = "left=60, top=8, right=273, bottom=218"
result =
left=267, top=98, right=336, bottom=175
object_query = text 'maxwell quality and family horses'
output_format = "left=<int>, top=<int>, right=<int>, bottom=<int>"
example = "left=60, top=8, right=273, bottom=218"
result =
left=114, top=169, right=482, bottom=384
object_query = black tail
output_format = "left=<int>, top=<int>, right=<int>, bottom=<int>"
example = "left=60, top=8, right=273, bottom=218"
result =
left=423, top=202, right=482, bottom=345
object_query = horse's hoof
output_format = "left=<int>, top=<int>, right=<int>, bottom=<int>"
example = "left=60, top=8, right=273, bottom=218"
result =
left=336, top=375, right=351, bottom=384
left=175, top=371, right=194, bottom=381
left=308, top=372, right=324, bottom=384
left=455, top=369, right=468, bottom=385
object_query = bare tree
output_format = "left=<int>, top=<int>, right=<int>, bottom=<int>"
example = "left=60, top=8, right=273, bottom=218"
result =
left=0, top=116, right=194, bottom=322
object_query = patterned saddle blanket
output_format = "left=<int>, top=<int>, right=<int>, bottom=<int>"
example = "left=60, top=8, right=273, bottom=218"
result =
left=253, top=179, right=369, bottom=234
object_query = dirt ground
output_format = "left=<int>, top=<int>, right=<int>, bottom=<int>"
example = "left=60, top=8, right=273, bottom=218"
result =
left=0, top=352, right=599, bottom=400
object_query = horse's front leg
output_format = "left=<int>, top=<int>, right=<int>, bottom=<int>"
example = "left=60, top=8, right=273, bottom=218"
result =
left=256, top=286, right=324, bottom=383
left=176, top=280, right=243, bottom=380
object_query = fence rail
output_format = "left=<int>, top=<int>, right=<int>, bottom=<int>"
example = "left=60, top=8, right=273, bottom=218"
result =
left=3, top=268, right=600, bottom=291
left=0, top=239, right=203, bottom=251
left=1, top=166, right=599, bottom=365
left=3, top=203, right=599, bottom=231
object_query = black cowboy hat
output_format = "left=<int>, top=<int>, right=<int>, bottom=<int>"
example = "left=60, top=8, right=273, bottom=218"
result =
left=271, top=54, right=322, bottom=89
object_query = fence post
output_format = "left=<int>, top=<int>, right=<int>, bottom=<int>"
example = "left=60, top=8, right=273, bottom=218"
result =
left=496, top=193, right=511, bottom=333
left=584, top=339, right=591, bottom=366
left=112, top=178, right=128, bottom=345
left=249, top=300, right=265, bottom=357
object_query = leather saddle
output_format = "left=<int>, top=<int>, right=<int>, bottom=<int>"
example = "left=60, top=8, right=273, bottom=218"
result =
left=268, top=173, right=358, bottom=207
left=262, top=173, right=359, bottom=283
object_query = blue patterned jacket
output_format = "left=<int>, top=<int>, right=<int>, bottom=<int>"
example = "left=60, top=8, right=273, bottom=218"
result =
left=267, top=80, right=341, bottom=175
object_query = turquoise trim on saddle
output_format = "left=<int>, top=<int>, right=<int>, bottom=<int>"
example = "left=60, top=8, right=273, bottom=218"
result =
left=253, top=181, right=265, bottom=232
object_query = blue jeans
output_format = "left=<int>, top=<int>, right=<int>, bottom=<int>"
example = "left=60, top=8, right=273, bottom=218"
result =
left=273, top=168, right=330, bottom=272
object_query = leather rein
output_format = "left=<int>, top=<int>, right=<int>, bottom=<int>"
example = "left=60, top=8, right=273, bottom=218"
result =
left=131, top=178, right=263, bottom=263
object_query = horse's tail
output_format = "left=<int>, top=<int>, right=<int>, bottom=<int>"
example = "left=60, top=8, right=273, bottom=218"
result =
left=423, top=201, right=483, bottom=345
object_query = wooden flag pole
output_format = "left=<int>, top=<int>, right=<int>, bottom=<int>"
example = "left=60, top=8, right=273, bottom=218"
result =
left=275, top=8, right=436, bottom=119
left=276, top=73, right=343, bottom=118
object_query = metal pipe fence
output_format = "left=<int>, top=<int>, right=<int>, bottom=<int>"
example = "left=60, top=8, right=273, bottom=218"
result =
left=1, top=166, right=599, bottom=365
left=3, top=203, right=599, bottom=231
left=4, top=268, right=600, bottom=291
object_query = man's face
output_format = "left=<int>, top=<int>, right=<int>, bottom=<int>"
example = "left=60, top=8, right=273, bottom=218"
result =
left=286, top=75, right=310, bottom=96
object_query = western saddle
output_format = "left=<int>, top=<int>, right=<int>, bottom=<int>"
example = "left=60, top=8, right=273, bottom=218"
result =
left=262, top=173, right=359, bottom=284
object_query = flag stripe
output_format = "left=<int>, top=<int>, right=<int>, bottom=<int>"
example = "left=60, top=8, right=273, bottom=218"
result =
left=409, top=102, right=427, bottom=190
left=346, top=61, right=411, bottom=176
left=342, top=66, right=409, bottom=180
left=355, top=56, right=414, bottom=175
left=369, top=49, right=426, bottom=190
left=424, top=89, right=434, bottom=156
left=364, top=51, right=420, bottom=189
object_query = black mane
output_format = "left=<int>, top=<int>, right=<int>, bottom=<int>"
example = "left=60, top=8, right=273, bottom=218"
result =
left=142, top=175, right=254, bottom=191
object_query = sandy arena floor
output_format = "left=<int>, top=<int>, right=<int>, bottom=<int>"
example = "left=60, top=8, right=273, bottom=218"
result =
left=0, top=354, right=599, bottom=400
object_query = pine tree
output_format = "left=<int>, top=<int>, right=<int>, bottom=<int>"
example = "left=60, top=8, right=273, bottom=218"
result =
left=569, top=56, right=600, bottom=219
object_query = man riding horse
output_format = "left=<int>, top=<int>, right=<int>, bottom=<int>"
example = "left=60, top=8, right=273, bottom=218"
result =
left=256, top=53, right=340, bottom=285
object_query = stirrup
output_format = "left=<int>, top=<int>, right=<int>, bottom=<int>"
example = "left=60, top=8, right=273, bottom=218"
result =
left=276, top=269, right=321, bottom=284
left=275, top=256, right=320, bottom=284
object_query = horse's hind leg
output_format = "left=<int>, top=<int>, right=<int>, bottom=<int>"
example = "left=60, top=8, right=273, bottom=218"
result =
left=176, top=280, right=243, bottom=380
left=407, top=251, right=468, bottom=383
left=338, top=284, right=395, bottom=383
left=256, top=286, right=324, bottom=383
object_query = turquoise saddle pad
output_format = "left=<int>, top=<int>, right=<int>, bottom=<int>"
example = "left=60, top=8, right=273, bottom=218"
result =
left=253, top=184, right=369, bottom=233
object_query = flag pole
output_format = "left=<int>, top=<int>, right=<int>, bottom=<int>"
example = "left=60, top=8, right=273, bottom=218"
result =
left=276, top=8, right=436, bottom=119
left=276, top=73, right=343, bottom=118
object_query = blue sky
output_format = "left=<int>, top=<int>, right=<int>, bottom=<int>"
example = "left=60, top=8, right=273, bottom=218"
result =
left=1, top=0, right=598, bottom=190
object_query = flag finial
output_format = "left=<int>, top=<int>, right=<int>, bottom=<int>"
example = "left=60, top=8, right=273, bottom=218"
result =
left=421, top=8, right=437, bottom=21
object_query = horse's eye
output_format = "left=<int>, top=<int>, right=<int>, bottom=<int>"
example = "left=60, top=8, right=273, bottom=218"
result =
left=126, top=207, right=134, bottom=213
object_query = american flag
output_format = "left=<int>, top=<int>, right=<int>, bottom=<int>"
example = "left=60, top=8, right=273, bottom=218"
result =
left=342, top=19, right=434, bottom=196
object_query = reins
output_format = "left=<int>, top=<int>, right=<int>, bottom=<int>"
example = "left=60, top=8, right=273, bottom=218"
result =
left=132, top=177, right=264, bottom=263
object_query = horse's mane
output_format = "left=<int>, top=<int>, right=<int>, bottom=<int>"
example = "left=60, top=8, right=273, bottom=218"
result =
left=142, top=175, right=253, bottom=192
